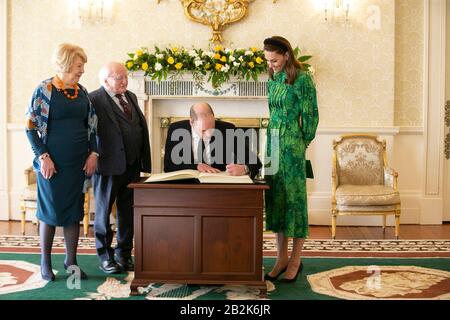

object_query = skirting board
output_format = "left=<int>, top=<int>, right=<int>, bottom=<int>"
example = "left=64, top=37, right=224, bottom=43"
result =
left=10, top=190, right=424, bottom=225
left=420, top=197, right=444, bottom=225
left=0, top=191, right=9, bottom=221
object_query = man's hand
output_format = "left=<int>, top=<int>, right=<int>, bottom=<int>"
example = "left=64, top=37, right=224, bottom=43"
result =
left=40, top=156, right=57, bottom=180
left=197, top=163, right=221, bottom=173
left=83, top=153, right=98, bottom=177
left=225, top=164, right=247, bottom=176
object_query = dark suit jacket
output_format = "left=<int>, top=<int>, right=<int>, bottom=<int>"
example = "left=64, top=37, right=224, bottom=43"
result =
left=164, top=120, right=261, bottom=178
left=89, top=87, right=151, bottom=176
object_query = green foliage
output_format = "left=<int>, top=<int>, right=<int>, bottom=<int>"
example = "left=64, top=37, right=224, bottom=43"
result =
left=125, top=45, right=314, bottom=88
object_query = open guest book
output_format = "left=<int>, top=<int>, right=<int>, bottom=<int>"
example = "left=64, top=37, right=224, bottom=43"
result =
left=144, top=169, right=253, bottom=184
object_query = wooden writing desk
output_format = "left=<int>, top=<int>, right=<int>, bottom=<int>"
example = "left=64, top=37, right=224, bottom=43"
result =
left=128, top=182, right=269, bottom=297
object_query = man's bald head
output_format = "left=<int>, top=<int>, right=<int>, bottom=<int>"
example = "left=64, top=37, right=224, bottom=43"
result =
left=189, top=102, right=216, bottom=138
left=99, top=62, right=128, bottom=94
left=190, top=102, right=215, bottom=121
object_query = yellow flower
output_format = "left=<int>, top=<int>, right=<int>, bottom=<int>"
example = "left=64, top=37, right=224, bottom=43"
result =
left=220, top=56, right=227, bottom=62
left=215, top=63, right=223, bottom=71
left=141, top=62, right=148, bottom=71
left=172, top=47, right=179, bottom=53
left=136, top=49, right=143, bottom=57
left=255, top=57, right=263, bottom=64
left=167, top=56, right=175, bottom=64
left=252, top=47, right=257, bottom=52
left=175, top=62, right=183, bottom=70
left=214, top=45, right=223, bottom=52
left=127, top=61, right=134, bottom=69
left=248, top=61, right=255, bottom=68
left=214, top=53, right=221, bottom=60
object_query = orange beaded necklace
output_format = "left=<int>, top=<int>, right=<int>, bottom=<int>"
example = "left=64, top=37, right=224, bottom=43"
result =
left=53, top=75, right=79, bottom=100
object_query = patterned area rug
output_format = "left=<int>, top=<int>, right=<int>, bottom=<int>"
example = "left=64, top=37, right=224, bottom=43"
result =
left=1, top=254, right=449, bottom=300
left=2, top=234, right=450, bottom=257
left=1, top=235, right=450, bottom=300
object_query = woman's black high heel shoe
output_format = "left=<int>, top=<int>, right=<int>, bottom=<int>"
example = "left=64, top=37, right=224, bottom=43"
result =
left=279, top=262, right=303, bottom=283
left=264, top=265, right=288, bottom=281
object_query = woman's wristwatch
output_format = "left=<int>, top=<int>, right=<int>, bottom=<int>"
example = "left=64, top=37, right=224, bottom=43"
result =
left=90, top=152, right=99, bottom=157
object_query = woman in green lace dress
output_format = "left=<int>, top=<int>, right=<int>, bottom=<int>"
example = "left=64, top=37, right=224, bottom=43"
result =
left=263, top=36, right=319, bottom=282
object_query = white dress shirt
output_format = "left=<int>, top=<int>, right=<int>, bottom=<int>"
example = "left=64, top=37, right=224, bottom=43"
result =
left=105, top=88, right=128, bottom=113
left=192, top=130, right=212, bottom=165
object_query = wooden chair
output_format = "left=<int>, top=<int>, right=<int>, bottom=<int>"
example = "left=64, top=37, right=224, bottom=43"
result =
left=331, top=134, right=401, bottom=239
left=20, top=167, right=91, bottom=236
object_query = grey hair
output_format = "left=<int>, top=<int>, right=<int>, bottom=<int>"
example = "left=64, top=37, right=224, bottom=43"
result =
left=98, top=64, right=110, bottom=86
left=98, top=62, right=126, bottom=86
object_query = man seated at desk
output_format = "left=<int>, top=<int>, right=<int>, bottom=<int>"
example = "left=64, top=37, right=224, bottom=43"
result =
left=164, top=102, right=261, bottom=178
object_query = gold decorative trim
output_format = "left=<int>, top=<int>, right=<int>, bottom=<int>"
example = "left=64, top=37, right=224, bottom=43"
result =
left=445, top=100, right=450, bottom=127
left=181, top=0, right=250, bottom=43
left=446, top=101, right=450, bottom=159
left=160, top=116, right=269, bottom=128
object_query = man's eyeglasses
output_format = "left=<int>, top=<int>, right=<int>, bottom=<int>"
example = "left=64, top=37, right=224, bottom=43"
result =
left=108, top=75, right=127, bottom=81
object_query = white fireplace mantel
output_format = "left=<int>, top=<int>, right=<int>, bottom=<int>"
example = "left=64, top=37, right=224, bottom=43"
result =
left=128, top=72, right=271, bottom=173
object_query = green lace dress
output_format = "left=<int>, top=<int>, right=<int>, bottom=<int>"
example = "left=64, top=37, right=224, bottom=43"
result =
left=265, top=70, right=319, bottom=238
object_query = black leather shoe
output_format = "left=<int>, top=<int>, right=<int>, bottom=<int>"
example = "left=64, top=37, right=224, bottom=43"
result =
left=116, top=257, right=134, bottom=271
left=41, top=271, right=55, bottom=281
left=64, top=263, right=88, bottom=280
left=264, top=265, right=288, bottom=281
left=99, top=259, right=122, bottom=274
left=279, top=262, right=303, bottom=283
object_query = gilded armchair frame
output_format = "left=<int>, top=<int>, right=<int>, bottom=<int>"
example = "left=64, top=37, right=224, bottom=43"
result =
left=331, top=134, right=401, bottom=239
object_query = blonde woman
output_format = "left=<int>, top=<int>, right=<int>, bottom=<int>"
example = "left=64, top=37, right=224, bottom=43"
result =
left=25, top=43, right=98, bottom=281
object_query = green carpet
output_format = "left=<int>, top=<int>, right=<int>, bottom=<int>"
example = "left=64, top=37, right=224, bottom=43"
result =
left=1, top=253, right=450, bottom=300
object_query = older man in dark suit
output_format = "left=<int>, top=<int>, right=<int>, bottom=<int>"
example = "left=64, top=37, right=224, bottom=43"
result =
left=89, top=62, right=151, bottom=274
left=164, top=102, right=261, bottom=178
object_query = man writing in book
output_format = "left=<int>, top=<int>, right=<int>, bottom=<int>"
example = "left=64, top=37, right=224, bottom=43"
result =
left=164, top=102, right=261, bottom=178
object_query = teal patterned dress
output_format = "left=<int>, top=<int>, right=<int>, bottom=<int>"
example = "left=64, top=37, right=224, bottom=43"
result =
left=265, top=70, right=319, bottom=238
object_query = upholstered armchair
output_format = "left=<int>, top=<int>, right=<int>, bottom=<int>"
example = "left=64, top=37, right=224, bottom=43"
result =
left=331, top=134, right=401, bottom=239
left=20, top=167, right=91, bottom=236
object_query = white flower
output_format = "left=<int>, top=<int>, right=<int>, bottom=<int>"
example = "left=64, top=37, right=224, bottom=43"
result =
left=133, top=54, right=139, bottom=60
left=225, top=48, right=233, bottom=54
left=202, top=51, right=215, bottom=58
left=233, top=62, right=240, bottom=67
left=189, top=50, right=198, bottom=57
left=245, top=50, right=254, bottom=56
left=194, top=59, right=203, bottom=67
left=229, top=55, right=236, bottom=62
left=239, top=56, right=244, bottom=62
left=221, top=64, right=230, bottom=72
left=155, top=53, right=164, bottom=60
left=155, top=63, right=163, bottom=71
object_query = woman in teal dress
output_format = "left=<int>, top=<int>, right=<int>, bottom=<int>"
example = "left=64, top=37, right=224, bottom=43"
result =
left=263, top=36, right=319, bottom=282
left=25, top=44, right=98, bottom=281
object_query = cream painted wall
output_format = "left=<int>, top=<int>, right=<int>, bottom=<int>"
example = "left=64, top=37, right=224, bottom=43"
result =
left=394, top=0, right=424, bottom=127
left=8, top=0, right=396, bottom=127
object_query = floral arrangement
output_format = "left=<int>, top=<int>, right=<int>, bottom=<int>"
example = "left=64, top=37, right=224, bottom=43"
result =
left=125, top=45, right=313, bottom=88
